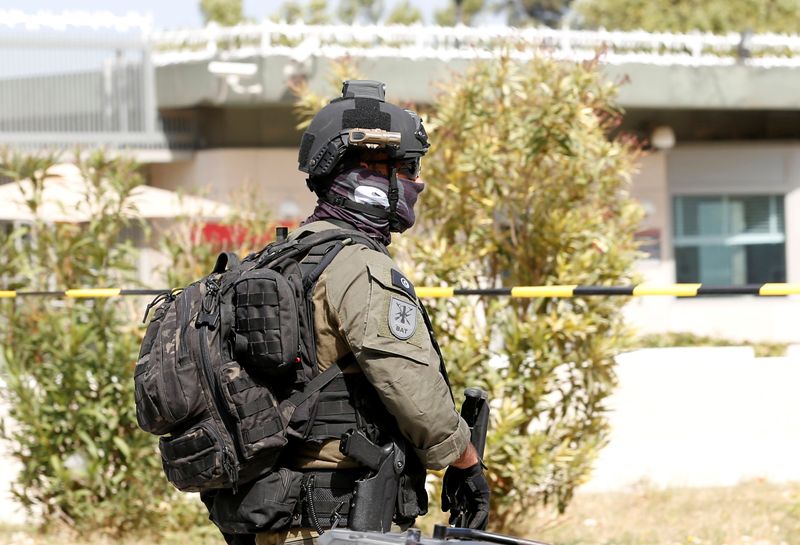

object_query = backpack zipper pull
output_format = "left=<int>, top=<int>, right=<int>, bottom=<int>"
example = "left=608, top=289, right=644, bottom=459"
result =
left=222, top=446, right=238, bottom=494
left=141, top=290, right=177, bottom=323
left=196, top=278, right=220, bottom=329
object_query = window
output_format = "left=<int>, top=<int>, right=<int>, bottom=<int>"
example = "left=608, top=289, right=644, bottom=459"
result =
left=673, top=195, right=786, bottom=284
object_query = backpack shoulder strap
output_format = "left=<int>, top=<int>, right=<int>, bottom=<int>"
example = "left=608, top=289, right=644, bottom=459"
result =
left=295, top=229, right=389, bottom=289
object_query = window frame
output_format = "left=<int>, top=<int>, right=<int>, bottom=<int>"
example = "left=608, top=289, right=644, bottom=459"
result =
left=672, top=194, right=786, bottom=284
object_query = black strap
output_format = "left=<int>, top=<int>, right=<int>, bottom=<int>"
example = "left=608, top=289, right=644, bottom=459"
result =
left=160, top=433, right=213, bottom=460
left=316, top=399, right=357, bottom=416
left=236, top=398, right=275, bottom=419
left=291, top=228, right=388, bottom=258
left=227, top=376, right=257, bottom=395
left=165, top=452, right=218, bottom=481
left=212, top=251, right=241, bottom=274
left=319, top=375, right=348, bottom=393
left=235, top=291, right=279, bottom=306
left=309, top=422, right=357, bottom=438
left=302, top=242, right=347, bottom=291
left=251, top=227, right=387, bottom=274
left=242, top=418, right=283, bottom=443
left=299, top=241, right=340, bottom=280
left=288, top=362, right=348, bottom=409
left=387, top=167, right=400, bottom=231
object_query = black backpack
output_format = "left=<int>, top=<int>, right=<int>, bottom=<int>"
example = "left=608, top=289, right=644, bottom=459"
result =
left=134, top=228, right=385, bottom=493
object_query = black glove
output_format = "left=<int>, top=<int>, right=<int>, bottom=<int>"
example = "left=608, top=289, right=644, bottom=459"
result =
left=441, top=462, right=490, bottom=530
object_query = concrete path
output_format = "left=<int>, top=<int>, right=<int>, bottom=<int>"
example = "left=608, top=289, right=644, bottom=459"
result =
left=583, top=346, right=800, bottom=491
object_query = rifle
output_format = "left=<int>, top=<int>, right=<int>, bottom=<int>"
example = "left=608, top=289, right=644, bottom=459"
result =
left=454, top=387, right=490, bottom=528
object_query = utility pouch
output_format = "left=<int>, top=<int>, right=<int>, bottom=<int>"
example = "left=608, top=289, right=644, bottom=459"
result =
left=218, top=361, right=288, bottom=461
left=134, top=288, right=206, bottom=435
left=230, top=269, right=299, bottom=377
left=159, top=419, right=233, bottom=492
left=204, top=468, right=304, bottom=534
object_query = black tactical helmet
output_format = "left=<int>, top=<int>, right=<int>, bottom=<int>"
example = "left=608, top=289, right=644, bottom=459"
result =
left=298, top=80, right=430, bottom=187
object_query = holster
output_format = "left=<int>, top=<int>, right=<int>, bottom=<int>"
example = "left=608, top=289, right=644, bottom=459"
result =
left=339, top=430, right=405, bottom=532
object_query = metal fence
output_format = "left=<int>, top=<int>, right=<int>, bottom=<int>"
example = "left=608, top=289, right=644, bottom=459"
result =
left=0, top=10, right=176, bottom=152
left=152, top=21, right=800, bottom=67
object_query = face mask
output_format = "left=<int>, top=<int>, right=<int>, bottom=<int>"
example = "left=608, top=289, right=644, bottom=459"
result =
left=303, top=168, right=426, bottom=245
left=393, top=175, right=425, bottom=232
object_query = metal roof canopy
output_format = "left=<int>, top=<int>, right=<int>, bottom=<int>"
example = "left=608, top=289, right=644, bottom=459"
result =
left=152, top=23, right=800, bottom=112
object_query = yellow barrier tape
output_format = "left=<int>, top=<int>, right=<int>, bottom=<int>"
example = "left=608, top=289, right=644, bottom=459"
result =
left=511, top=285, right=577, bottom=298
left=759, top=283, right=800, bottom=296
left=65, top=289, right=122, bottom=299
left=632, top=284, right=701, bottom=297
left=0, top=291, right=16, bottom=298
left=416, top=287, right=455, bottom=298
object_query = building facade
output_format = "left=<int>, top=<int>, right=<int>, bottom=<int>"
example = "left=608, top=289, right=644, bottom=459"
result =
left=3, top=14, right=800, bottom=341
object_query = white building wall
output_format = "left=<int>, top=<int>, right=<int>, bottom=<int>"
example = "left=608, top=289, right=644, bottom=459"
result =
left=146, top=144, right=800, bottom=342
left=626, top=143, right=800, bottom=343
left=582, top=346, right=800, bottom=491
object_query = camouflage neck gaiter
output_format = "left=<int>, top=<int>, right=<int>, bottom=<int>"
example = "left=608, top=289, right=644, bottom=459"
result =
left=303, top=167, right=425, bottom=246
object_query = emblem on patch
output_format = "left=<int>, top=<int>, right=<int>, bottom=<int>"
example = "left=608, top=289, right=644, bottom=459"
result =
left=391, top=269, right=416, bottom=299
left=388, top=296, right=417, bottom=340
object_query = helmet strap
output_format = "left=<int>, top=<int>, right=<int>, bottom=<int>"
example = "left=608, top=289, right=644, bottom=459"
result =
left=387, top=166, right=401, bottom=231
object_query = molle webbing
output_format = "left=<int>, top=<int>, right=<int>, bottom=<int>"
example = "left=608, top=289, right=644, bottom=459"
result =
left=242, top=418, right=283, bottom=444
left=309, top=374, right=362, bottom=440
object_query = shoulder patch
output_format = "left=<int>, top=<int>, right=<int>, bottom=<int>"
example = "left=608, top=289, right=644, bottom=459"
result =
left=388, top=296, right=417, bottom=340
left=391, top=269, right=416, bottom=300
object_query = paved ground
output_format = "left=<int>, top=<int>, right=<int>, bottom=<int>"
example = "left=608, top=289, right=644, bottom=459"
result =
left=582, top=346, right=800, bottom=491
left=0, top=399, right=25, bottom=524
left=2, top=346, right=799, bottom=521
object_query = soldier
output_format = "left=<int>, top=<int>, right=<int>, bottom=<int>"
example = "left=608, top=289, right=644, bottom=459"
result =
left=244, top=80, right=490, bottom=545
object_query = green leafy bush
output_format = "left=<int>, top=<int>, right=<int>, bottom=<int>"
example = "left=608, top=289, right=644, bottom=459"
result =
left=402, top=53, right=642, bottom=530
left=0, top=151, right=209, bottom=538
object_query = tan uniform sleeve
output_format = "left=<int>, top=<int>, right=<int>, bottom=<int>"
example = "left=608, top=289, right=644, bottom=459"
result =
left=322, top=244, right=470, bottom=470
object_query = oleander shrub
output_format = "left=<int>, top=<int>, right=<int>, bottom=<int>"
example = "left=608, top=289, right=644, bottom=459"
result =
left=407, top=53, right=642, bottom=529
left=0, top=151, right=210, bottom=538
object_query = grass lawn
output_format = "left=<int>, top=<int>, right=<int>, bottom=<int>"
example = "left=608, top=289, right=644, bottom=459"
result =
left=1, top=480, right=798, bottom=545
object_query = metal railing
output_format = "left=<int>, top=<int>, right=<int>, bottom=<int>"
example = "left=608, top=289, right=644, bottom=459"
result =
left=152, top=21, right=800, bottom=67
left=4, top=10, right=800, bottom=155
left=0, top=10, right=183, bottom=152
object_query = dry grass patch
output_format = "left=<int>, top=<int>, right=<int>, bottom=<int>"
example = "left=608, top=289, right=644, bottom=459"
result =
left=524, top=479, right=800, bottom=545
left=2, top=480, right=800, bottom=545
